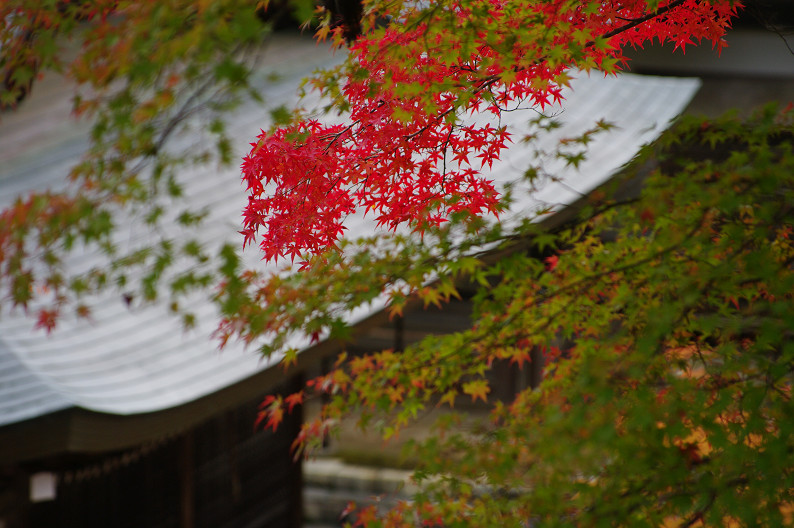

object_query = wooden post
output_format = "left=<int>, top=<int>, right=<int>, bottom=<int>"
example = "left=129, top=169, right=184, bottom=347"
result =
left=179, top=432, right=194, bottom=528
left=291, top=373, right=304, bottom=528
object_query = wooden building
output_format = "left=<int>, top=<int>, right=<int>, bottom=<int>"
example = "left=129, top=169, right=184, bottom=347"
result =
left=1, top=375, right=304, bottom=528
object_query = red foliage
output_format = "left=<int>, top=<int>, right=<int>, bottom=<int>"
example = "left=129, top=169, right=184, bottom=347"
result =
left=34, top=308, right=59, bottom=333
left=255, top=394, right=284, bottom=431
left=241, top=0, right=739, bottom=262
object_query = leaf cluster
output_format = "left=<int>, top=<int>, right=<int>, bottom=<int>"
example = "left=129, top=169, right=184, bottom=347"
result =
left=242, top=0, right=741, bottom=261
left=0, top=0, right=283, bottom=327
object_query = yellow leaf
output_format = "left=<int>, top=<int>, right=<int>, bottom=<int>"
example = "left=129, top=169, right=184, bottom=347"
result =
left=462, top=380, right=490, bottom=403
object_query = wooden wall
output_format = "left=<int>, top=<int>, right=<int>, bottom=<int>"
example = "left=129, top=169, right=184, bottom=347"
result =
left=17, top=375, right=303, bottom=528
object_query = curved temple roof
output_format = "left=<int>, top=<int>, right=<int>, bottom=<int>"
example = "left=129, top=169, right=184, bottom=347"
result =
left=0, top=34, right=700, bottom=429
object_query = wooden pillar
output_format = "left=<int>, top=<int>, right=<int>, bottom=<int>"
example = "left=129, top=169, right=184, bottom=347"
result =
left=290, top=373, right=304, bottom=528
left=3, top=466, right=34, bottom=528
left=179, top=432, right=194, bottom=528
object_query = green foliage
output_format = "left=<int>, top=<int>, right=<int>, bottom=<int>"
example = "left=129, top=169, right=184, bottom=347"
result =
left=463, top=110, right=791, bottom=525
left=0, top=0, right=290, bottom=324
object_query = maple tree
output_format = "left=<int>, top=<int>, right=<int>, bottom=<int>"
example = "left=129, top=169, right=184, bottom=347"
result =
left=233, top=0, right=794, bottom=526
left=241, top=114, right=794, bottom=525
left=2, top=0, right=794, bottom=526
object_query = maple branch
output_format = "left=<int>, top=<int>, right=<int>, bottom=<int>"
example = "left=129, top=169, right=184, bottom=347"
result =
left=598, top=0, right=689, bottom=41
left=244, top=0, right=739, bottom=261
left=678, top=492, right=717, bottom=528
left=373, top=0, right=697, bottom=146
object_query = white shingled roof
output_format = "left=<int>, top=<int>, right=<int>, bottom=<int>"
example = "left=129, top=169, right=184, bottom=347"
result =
left=0, top=34, right=700, bottom=427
